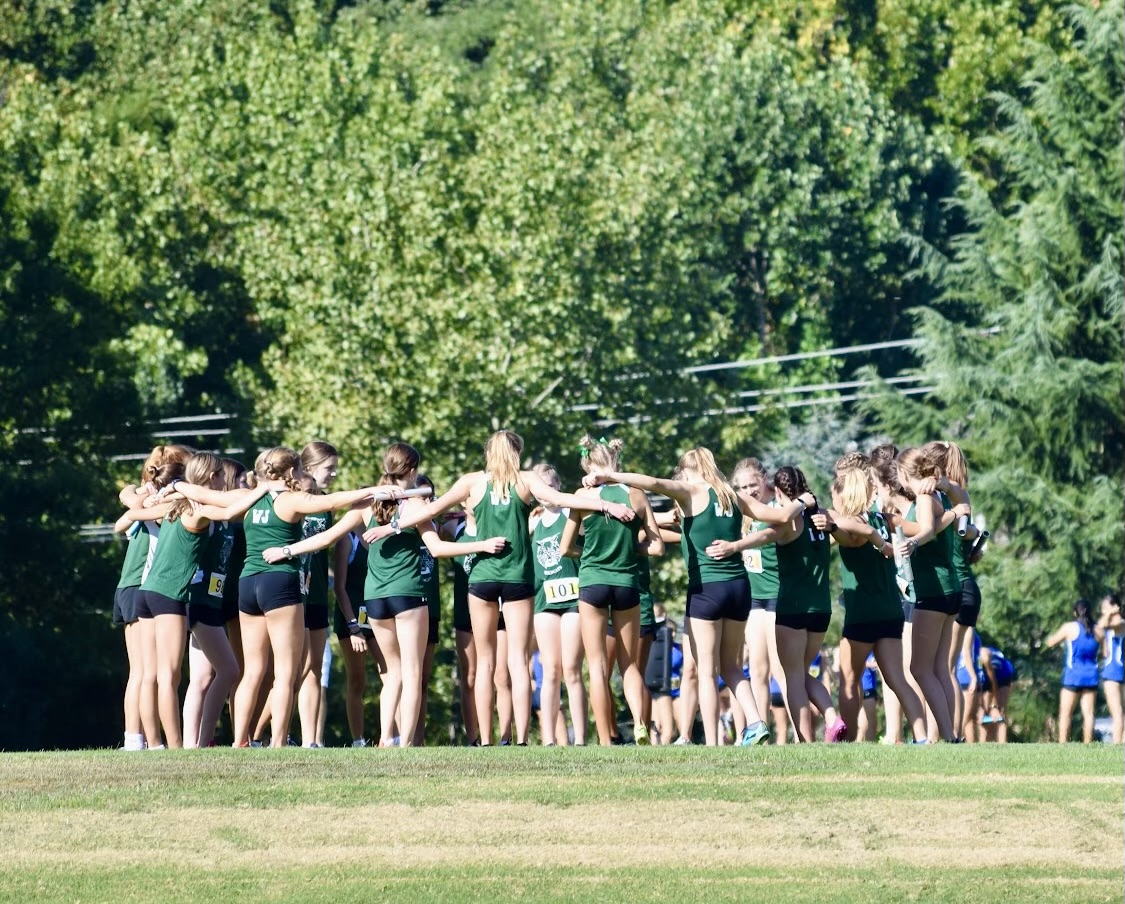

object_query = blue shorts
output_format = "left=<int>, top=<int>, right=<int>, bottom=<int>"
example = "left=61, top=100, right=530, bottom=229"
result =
left=239, top=571, right=302, bottom=616
left=686, top=579, right=751, bottom=622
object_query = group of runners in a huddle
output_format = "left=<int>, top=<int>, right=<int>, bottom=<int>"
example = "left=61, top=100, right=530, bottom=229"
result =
left=110, top=430, right=1124, bottom=749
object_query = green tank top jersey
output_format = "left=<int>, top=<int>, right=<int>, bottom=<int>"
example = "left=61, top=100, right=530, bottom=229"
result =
left=453, top=528, right=476, bottom=627
left=222, top=522, right=246, bottom=609
left=579, top=485, right=641, bottom=590
left=469, top=480, right=534, bottom=586
left=953, top=536, right=974, bottom=583
left=949, top=496, right=974, bottom=583
left=364, top=514, right=425, bottom=601
left=906, top=499, right=961, bottom=598
left=421, top=546, right=440, bottom=621
left=744, top=501, right=780, bottom=599
left=532, top=511, right=581, bottom=613
left=241, top=493, right=303, bottom=577
left=190, top=522, right=234, bottom=609
left=839, top=513, right=902, bottom=625
left=680, top=487, right=745, bottom=588
left=775, top=512, right=832, bottom=617
left=141, top=517, right=213, bottom=603
left=638, top=556, right=655, bottom=627
left=299, top=511, right=333, bottom=607
left=116, top=525, right=151, bottom=589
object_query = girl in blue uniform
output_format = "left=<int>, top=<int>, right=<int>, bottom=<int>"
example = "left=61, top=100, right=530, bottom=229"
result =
left=1046, top=599, right=1103, bottom=743
left=978, top=645, right=1015, bottom=743
left=955, top=628, right=984, bottom=742
left=1097, top=593, right=1123, bottom=744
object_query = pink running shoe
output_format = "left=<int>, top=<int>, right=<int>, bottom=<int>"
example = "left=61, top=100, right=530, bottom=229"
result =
left=826, top=718, right=847, bottom=743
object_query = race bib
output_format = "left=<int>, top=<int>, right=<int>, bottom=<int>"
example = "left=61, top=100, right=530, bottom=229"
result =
left=543, top=577, right=579, bottom=604
left=743, top=548, right=764, bottom=574
left=208, top=572, right=225, bottom=599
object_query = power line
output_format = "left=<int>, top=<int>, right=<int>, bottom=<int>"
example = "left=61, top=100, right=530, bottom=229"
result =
left=683, top=339, right=923, bottom=375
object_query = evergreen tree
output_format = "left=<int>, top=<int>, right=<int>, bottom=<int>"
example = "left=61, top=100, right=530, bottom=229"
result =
left=863, top=0, right=1124, bottom=736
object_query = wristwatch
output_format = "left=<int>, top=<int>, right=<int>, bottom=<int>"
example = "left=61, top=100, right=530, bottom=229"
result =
left=282, top=546, right=293, bottom=560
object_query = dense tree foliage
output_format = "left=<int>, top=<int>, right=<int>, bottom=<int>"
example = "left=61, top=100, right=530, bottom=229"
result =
left=0, top=0, right=1119, bottom=746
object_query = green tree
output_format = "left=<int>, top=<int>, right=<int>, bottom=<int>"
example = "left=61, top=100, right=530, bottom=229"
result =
left=862, top=0, right=1124, bottom=738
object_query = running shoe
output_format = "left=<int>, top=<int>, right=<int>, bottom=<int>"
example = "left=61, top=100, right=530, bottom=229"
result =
left=909, top=738, right=929, bottom=745
left=672, top=736, right=692, bottom=746
left=740, top=721, right=770, bottom=746
left=981, top=714, right=994, bottom=725
left=351, top=738, right=368, bottom=748
left=825, top=718, right=847, bottom=743
left=634, top=723, right=651, bottom=746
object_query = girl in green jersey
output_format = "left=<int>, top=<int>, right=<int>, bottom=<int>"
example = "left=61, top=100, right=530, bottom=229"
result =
left=265, top=443, right=505, bottom=746
left=362, top=430, right=636, bottom=746
left=920, top=441, right=983, bottom=743
left=124, top=453, right=272, bottom=748
left=830, top=465, right=927, bottom=743
left=530, top=464, right=587, bottom=747
left=729, top=457, right=785, bottom=739
left=892, top=448, right=971, bottom=742
left=710, top=466, right=844, bottom=743
left=113, top=445, right=194, bottom=750
left=591, top=448, right=804, bottom=747
left=561, top=438, right=663, bottom=746
left=177, top=446, right=383, bottom=748
left=296, top=441, right=340, bottom=748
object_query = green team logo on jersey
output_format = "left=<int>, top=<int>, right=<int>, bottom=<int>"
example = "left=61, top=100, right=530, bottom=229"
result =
left=536, top=534, right=562, bottom=570
left=252, top=509, right=270, bottom=524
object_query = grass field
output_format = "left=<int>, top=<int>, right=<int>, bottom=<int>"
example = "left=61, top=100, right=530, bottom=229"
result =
left=0, top=745, right=1120, bottom=903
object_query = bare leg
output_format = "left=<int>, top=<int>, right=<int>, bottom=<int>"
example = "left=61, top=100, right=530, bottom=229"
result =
left=298, top=627, right=327, bottom=746
left=909, top=610, right=956, bottom=741
left=560, top=611, right=587, bottom=745
left=1057, top=688, right=1077, bottom=743
left=612, top=606, right=648, bottom=731
left=1104, top=681, right=1123, bottom=744
left=534, top=613, right=564, bottom=745
left=745, top=609, right=773, bottom=725
left=455, top=629, right=478, bottom=744
left=182, top=638, right=213, bottom=748
left=395, top=607, right=429, bottom=746
left=676, top=626, right=699, bottom=742
left=580, top=603, right=615, bottom=745
left=775, top=624, right=813, bottom=742
left=950, top=621, right=970, bottom=739
left=138, top=617, right=161, bottom=747
left=873, top=639, right=926, bottom=742
left=413, top=641, right=436, bottom=746
left=468, top=597, right=499, bottom=745
left=688, top=617, right=722, bottom=746
left=232, top=613, right=269, bottom=746
left=123, top=621, right=145, bottom=740
left=494, top=626, right=512, bottom=743
left=838, top=638, right=871, bottom=742
left=501, top=598, right=534, bottom=745
left=263, top=605, right=306, bottom=748
left=192, top=623, right=239, bottom=747
left=154, top=613, right=187, bottom=748
left=720, top=618, right=761, bottom=728
left=1079, top=689, right=1096, bottom=744
left=371, top=618, right=402, bottom=745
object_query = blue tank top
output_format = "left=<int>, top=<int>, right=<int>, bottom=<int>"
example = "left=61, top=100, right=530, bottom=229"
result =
left=1063, top=622, right=1099, bottom=688
left=861, top=652, right=878, bottom=695
left=1102, top=630, right=1124, bottom=683
left=956, top=632, right=983, bottom=686
left=987, top=648, right=1015, bottom=685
